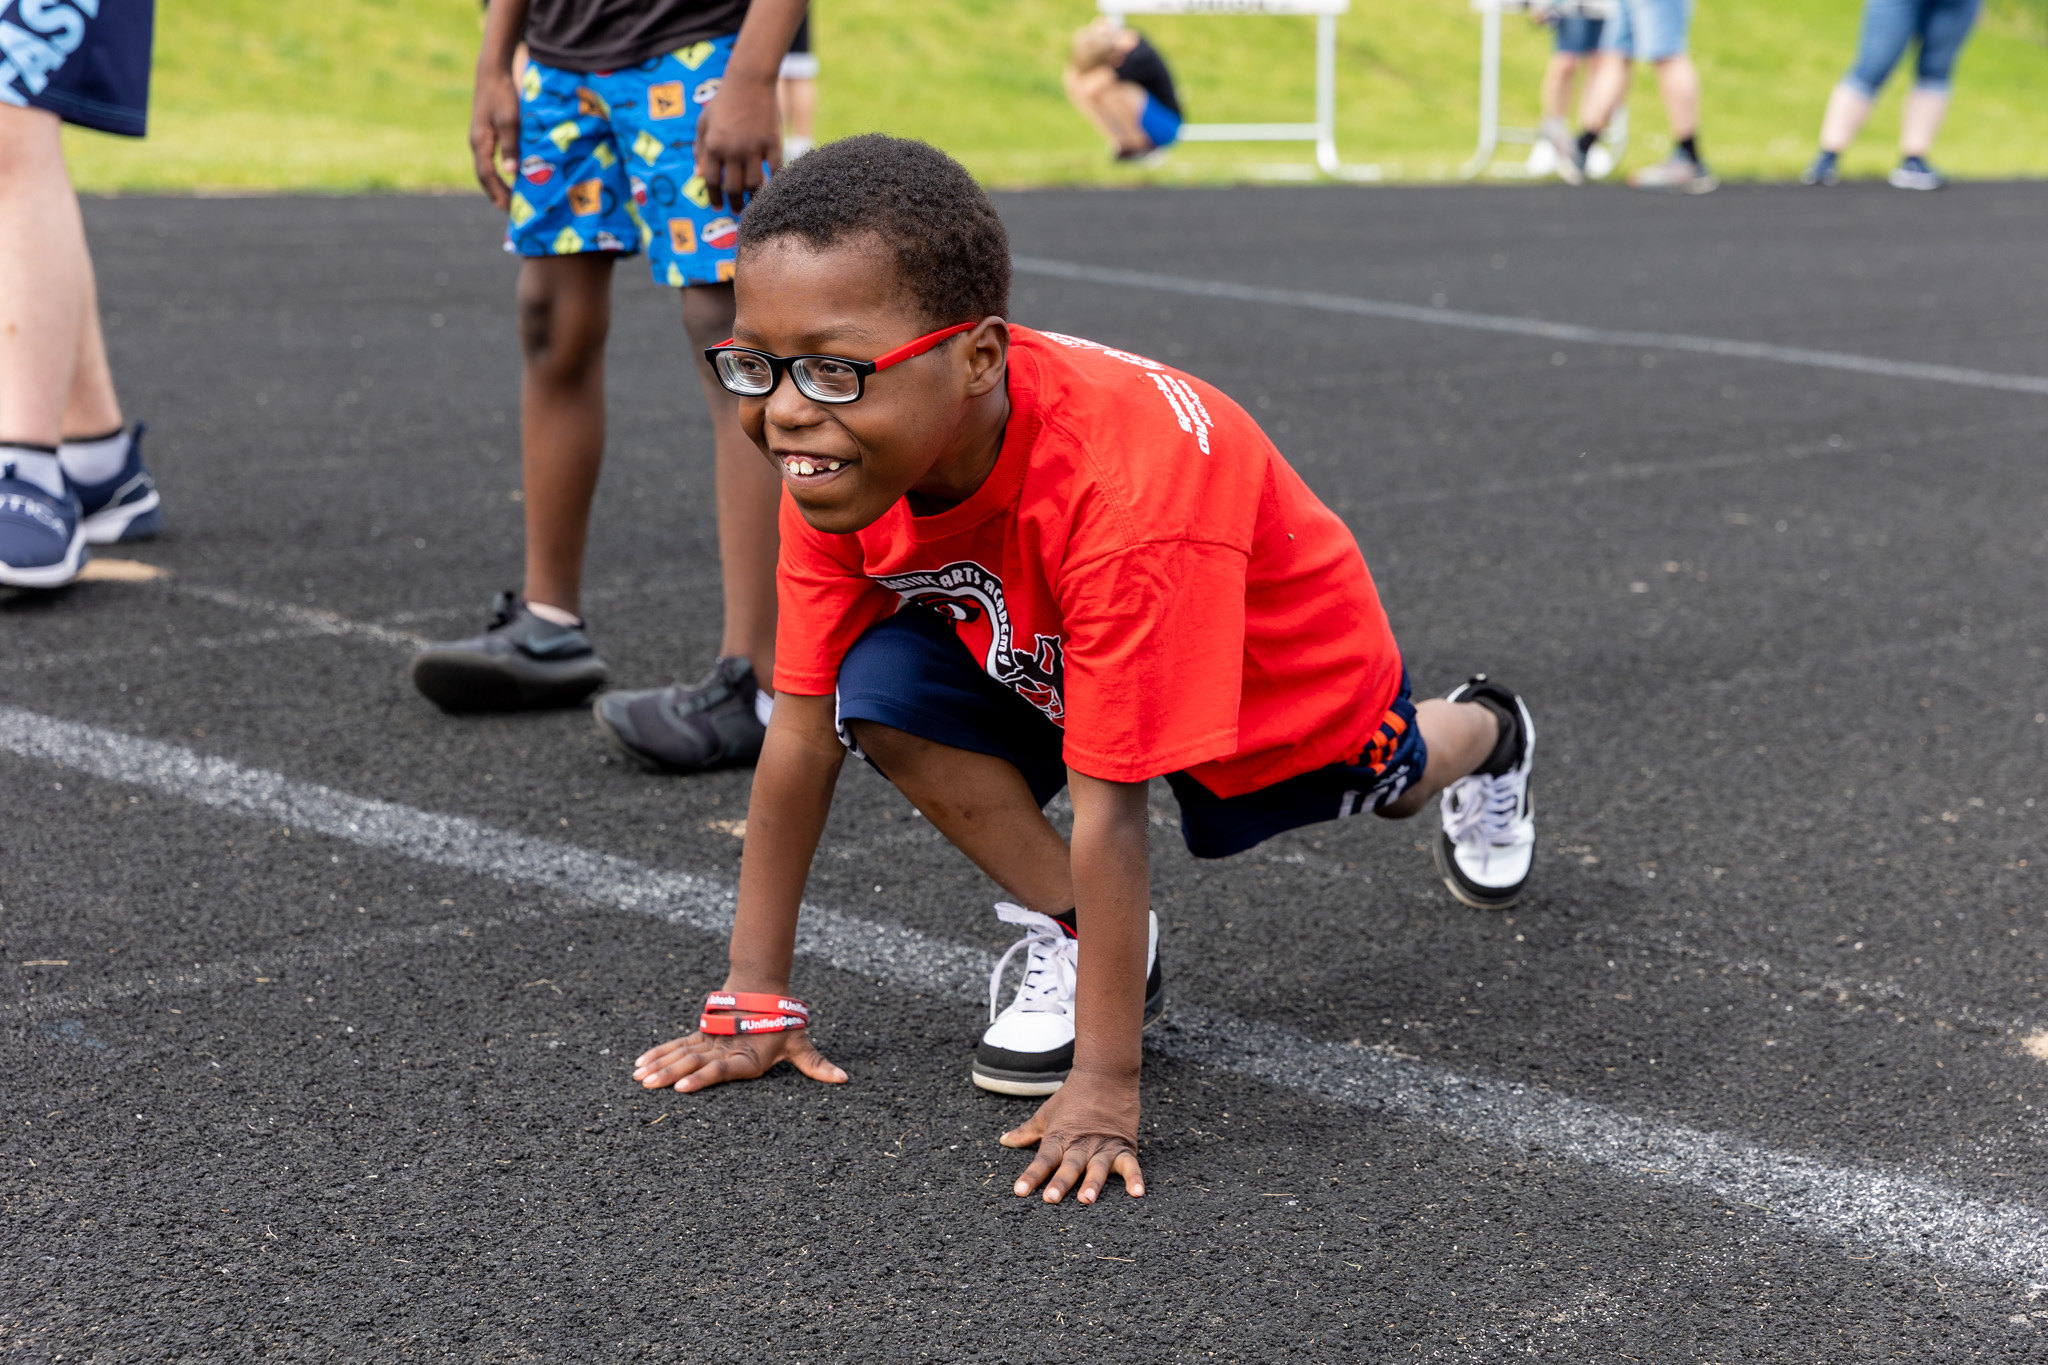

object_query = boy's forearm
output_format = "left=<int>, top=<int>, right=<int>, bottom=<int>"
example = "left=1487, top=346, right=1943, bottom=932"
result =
left=724, top=0, right=809, bottom=86
left=725, top=693, right=845, bottom=993
left=1067, top=772, right=1153, bottom=1083
left=477, top=0, right=530, bottom=76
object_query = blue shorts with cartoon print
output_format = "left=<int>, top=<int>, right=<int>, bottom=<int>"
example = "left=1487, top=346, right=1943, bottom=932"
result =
left=505, top=37, right=742, bottom=288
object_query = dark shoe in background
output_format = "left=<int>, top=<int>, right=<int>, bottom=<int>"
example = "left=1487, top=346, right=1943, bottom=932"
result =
left=410, top=591, right=609, bottom=712
left=592, top=655, right=767, bottom=774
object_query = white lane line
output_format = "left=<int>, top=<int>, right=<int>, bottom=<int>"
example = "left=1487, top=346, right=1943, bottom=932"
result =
left=168, top=584, right=427, bottom=649
left=3, top=703, right=2044, bottom=1285
left=0, top=627, right=332, bottom=675
left=1013, top=256, right=2048, bottom=398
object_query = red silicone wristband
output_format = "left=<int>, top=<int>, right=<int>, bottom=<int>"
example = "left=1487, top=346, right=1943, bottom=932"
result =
left=704, top=991, right=808, bottom=1019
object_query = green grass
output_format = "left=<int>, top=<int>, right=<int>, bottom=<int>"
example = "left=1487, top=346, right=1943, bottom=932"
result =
left=65, top=0, right=2048, bottom=191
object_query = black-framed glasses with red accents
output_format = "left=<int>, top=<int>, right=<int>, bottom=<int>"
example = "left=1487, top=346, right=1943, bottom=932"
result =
left=703, top=321, right=977, bottom=405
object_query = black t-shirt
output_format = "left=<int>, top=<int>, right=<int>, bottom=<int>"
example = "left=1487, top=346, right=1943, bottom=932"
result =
left=1113, top=34, right=1179, bottom=118
left=526, top=0, right=752, bottom=73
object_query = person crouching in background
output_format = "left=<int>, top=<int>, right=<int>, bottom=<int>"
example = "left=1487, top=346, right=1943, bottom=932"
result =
left=1063, top=17, right=1181, bottom=164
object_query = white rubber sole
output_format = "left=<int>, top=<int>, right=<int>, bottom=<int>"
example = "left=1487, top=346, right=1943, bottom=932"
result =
left=1432, top=827, right=1529, bottom=911
left=970, top=1070, right=1067, bottom=1098
left=0, top=524, right=87, bottom=588
left=82, top=488, right=160, bottom=545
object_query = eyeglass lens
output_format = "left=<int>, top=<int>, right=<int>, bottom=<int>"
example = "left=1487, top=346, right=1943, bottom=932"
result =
left=714, top=350, right=866, bottom=403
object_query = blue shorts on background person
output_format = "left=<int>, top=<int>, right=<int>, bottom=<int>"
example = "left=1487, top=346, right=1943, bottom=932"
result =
left=1600, top=0, right=1693, bottom=62
left=1137, top=93, right=1181, bottom=151
left=1802, top=0, right=1981, bottom=189
left=506, top=36, right=743, bottom=287
left=1552, top=12, right=1606, bottom=54
left=1844, top=0, right=1981, bottom=98
left=0, top=0, right=153, bottom=136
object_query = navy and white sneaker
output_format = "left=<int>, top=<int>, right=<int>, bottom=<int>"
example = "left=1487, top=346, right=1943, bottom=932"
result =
left=971, top=902, right=1165, bottom=1097
left=1433, top=676, right=1537, bottom=910
left=0, top=462, right=87, bottom=589
left=1888, top=155, right=1945, bottom=191
left=70, top=423, right=162, bottom=544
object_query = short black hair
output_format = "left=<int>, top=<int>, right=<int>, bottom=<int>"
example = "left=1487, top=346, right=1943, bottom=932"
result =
left=738, top=135, right=1011, bottom=328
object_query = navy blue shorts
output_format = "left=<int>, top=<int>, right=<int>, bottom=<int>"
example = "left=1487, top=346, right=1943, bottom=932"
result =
left=1554, top=14, right=1607, bottom=53
left=0, top=0, right=154, bottom=137
left=834, top=607, right=1429, bottom=861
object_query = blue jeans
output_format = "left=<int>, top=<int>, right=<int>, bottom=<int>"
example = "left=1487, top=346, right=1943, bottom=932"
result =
left=1600, top=0, right=1693, bottom=62
left=1844, top=0, right=1982, bottom=97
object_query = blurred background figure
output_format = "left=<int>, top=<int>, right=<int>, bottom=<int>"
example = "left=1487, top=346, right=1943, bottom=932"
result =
left=1528, top=0, right=1617, bottom=183
left=1063, top=16, right=1181, bottom=164
left=779, top=8, right=817, bottom=159
left=1801, top=0, right=1981, bottom=190
left=0, top=0, right=162, bottom=591
left=1575, top=0, right=1715, bottom=192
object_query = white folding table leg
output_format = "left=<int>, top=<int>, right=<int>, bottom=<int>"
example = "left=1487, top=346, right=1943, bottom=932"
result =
left=1314, top=12, right=1340, bottom=174
left=1460, top=1, right=1502, bottom=178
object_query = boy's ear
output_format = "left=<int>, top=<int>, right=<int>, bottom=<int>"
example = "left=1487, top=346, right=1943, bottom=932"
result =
left=962, top=317, right=1009, bottom=398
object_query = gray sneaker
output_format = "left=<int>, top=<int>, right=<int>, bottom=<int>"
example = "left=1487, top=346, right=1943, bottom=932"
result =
left=1888, top=156, right=1944, bottom=191
left=1629, top=153, right=1718, bottom=193
left=410, top=592, right=609, bottom=712
left=592, top=656, right=767, bottom=774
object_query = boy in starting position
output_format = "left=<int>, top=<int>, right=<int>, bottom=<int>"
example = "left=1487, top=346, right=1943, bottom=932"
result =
left=633, top=136, right=1537, bottom=1204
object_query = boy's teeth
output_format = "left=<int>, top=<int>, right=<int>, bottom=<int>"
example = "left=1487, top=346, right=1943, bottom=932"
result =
left=796, top=461, right=814, bottom=475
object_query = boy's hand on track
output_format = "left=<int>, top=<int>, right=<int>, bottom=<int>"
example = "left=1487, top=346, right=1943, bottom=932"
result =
left=695, top=74, right=782, bottom=211
left=633, top=1028, right=847, bottom=1093
left=1001, top=1073, right=1145, bottom=1204
left=470, top=70, right=521, bottom=211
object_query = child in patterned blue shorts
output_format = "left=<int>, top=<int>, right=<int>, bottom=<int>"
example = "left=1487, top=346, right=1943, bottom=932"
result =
left=413, top=0, right=807, bottom=778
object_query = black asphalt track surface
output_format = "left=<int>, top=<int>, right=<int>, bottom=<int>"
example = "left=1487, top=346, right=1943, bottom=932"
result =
left=5, top=184, right=2048, bottom=1360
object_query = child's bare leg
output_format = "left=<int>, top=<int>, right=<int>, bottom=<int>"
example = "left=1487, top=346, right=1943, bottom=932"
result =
left=63, top=260, right=124, bottom=439
left=0, top=105, right=88, bottom=447
left=516, top=253, right=614, bottom=617
left=846, top=720, right=1075, bottom=913
left=1374, top=699, right=1500, bottom=819
left=1064, top=66, right=1148, bottom=152
left=1540, top=52, right=1579, bottom=124
left=681, top=282, right=780, bottom=681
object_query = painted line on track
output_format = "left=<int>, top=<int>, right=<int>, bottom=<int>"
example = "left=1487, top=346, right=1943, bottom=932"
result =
left=3, top=702, right=2045, bottom=1285
left=1012, top=256, right=2048, bottom=398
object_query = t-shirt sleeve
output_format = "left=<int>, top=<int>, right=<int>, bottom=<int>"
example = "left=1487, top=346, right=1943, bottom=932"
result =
left=1057, top=539, right=1248, bottom=783
left=772, top=492, right=897, bottom=696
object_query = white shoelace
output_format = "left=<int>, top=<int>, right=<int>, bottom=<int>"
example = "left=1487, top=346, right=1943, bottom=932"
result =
left=986, top=902, right=1078, bottom=1023
left=1442, top=772, right=1522, bottom=847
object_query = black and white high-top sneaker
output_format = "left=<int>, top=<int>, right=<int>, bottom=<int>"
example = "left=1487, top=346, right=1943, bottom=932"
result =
left=971, top=902, right=1164, bottom=1096
left=1433, top=676, right=1537, bottom=910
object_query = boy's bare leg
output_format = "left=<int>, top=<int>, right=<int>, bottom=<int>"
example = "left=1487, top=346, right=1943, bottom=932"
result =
left=0, top=105, right=88, bottom=447
left=846, top=720, right=1076, bottom=913
left=517, top=253, right=614, bottom=618
left=1375, top=699, right=1500, bottom=820
left=1064, top=66, right=1148, bottom=152
left=1579, top=50, right=1632, bottom=138
left=63, top=258, right=124, bottom=439
left=1540, top=52, right=1579, bottom=124
left=680, top=282, right=779, bottom=682
left=1652, top=53, right=1701, bottom=141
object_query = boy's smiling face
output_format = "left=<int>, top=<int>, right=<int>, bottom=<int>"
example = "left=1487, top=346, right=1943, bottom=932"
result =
left=731, top=233, right=1010, bottom=535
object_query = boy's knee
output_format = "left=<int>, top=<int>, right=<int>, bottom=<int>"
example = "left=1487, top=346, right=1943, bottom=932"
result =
left=845, top=717, right=918, bottom=765
left=515, top=264, right=608, bottom=370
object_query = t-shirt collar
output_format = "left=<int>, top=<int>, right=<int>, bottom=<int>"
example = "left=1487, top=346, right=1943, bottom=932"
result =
left=900, top=336, right=1043, bottom=543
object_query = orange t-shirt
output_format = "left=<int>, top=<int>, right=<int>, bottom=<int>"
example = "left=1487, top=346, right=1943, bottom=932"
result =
left=772, top=326, right=1403, bottom=799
